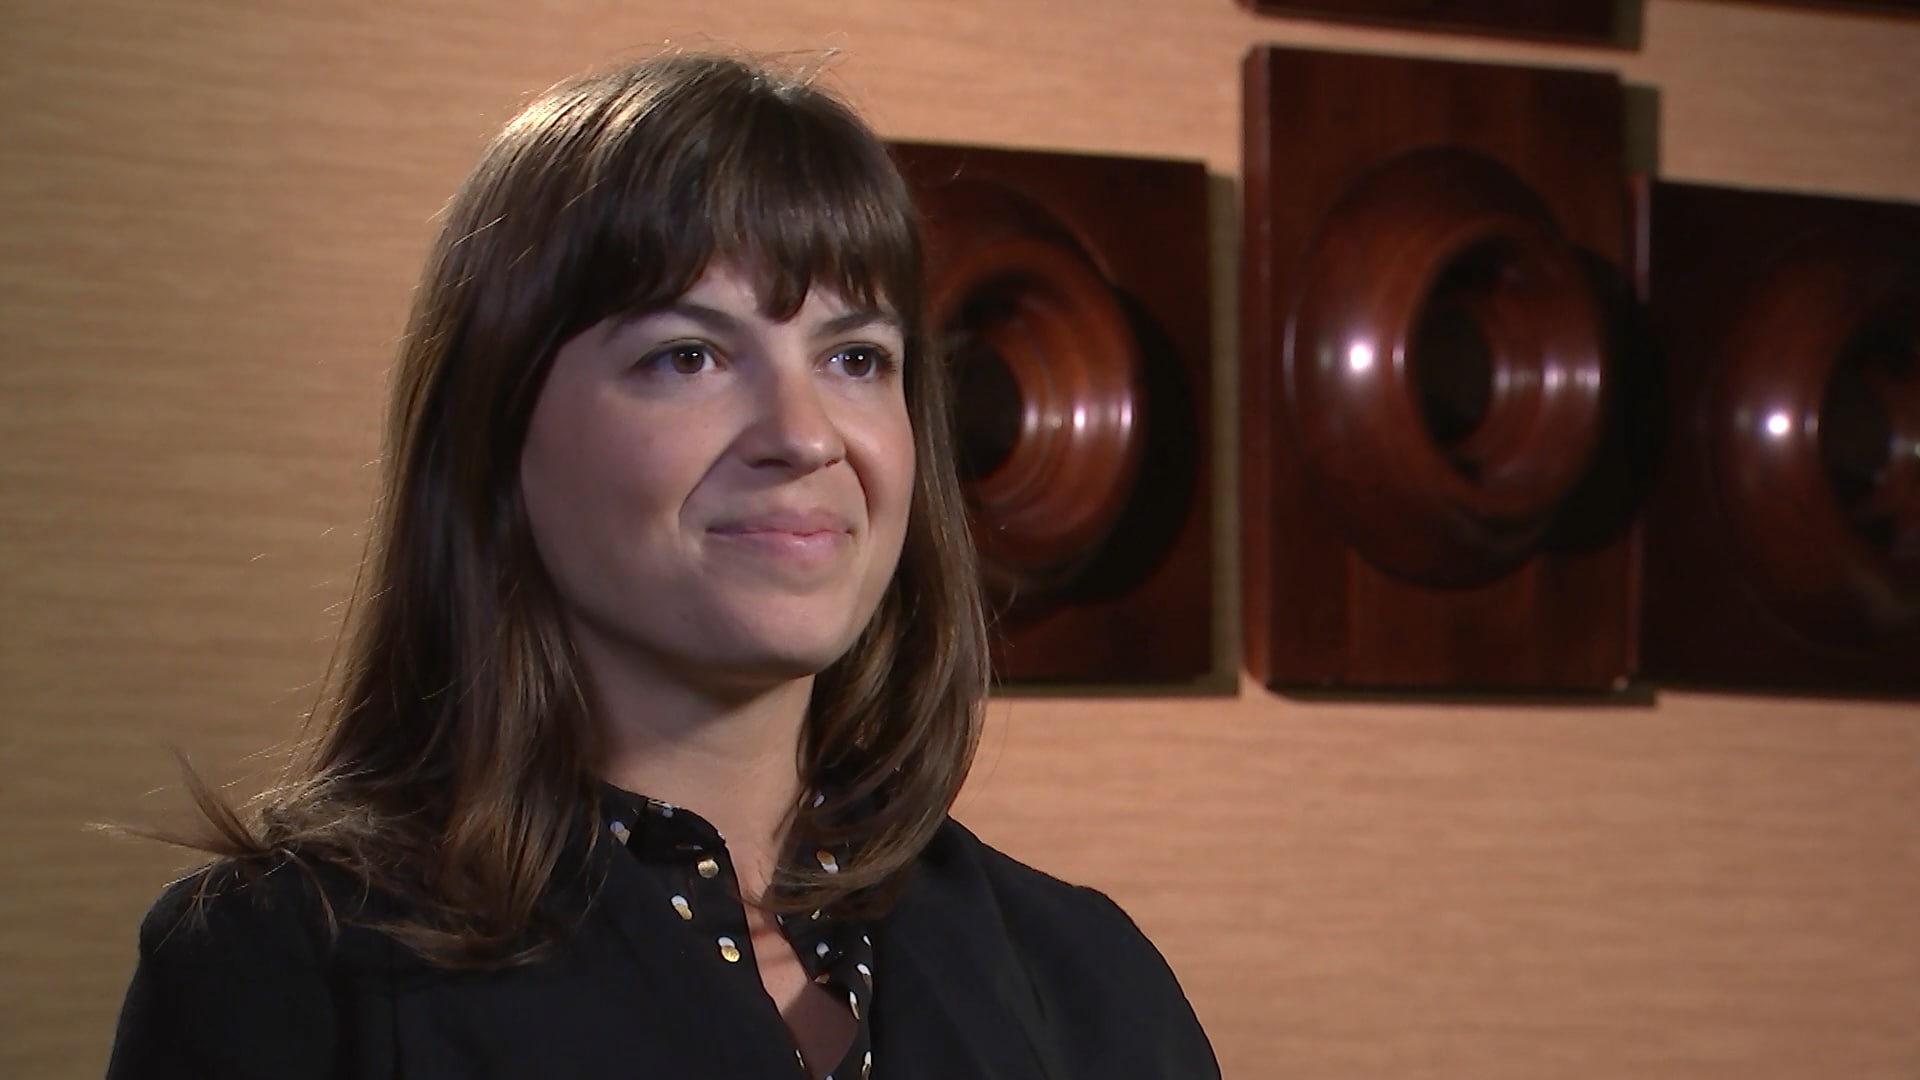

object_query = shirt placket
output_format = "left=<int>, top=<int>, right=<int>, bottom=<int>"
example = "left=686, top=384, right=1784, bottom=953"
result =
left=609, top=795, right=873, bottom=1079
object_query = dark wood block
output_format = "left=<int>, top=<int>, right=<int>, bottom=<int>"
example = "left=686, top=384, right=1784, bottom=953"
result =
left=1639, top=180, right=1920, bottom=696
left=1728, top=0, right=1920, bottom=15
left=890, top=142, right=1214, bottom=686
left=1241, top=47, right=1638, bottom=693
left=1241, top=0, right=1624, bottom=45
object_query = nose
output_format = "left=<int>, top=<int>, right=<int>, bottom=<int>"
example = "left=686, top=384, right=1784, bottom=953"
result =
left=739, top=356, right=845, bottom=474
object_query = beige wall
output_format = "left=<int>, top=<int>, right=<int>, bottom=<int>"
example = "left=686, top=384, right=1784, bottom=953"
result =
left=3, top=1, right=1918, bottom=1076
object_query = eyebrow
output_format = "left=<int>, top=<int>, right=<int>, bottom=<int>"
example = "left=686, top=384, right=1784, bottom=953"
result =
left=610, top=301, right=903, bottom=341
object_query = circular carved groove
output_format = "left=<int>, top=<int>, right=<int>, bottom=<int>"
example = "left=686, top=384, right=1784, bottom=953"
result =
left=1411, top=285, right=1498, bottom=458
left=1710, top=246, right=1920, bottom=645
left=923, top=187, right=1144, bottom=597
left=1285, top=147, right=1609, bottom=587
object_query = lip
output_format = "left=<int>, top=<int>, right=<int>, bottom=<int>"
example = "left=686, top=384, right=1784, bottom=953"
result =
left=708, top=509, right=855, bottom=536
left=706, top=509, right=856, bottom=567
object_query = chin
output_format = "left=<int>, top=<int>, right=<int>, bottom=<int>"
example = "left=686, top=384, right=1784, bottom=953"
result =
left=711, top=612, right=870, bottom=681
left=691, top=644, right=854, bottom=698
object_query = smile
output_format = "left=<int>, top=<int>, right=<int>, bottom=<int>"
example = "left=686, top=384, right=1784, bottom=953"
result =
left=707, top=512, right=855, bottom=569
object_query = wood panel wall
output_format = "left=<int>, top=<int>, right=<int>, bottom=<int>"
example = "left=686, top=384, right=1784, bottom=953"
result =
left=3, top=1, right=1917, bottom=1076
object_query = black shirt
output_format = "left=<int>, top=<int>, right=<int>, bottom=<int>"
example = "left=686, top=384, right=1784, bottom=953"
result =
left=599, top=788, right=876, bottom=1078
left=106, top=805, right=1219, bottom=1079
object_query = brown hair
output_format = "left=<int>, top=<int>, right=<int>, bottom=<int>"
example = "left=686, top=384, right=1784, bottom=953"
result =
left=185, top=51, right=989, bottom=964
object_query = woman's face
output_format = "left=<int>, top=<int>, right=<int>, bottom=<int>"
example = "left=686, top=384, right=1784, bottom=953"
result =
left=519, top=262, right=915, bottom=698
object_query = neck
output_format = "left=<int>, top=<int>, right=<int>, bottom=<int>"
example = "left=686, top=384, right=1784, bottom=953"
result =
left=576, top=633, right=814, bottom=900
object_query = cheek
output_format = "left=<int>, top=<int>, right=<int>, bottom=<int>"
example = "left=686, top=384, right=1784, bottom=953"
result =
left=535, top=435, right=689, bottom=538
left=892, top=433, right=918, bottom=524
left=858, top=409, right=918, bottom=529
left=521, top=394, right=688, bottom=568
left=519, top=433, right=600, bottom=588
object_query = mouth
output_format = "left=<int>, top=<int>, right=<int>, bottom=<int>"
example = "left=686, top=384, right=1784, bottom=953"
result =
left=707, top=510, right=855, bottom=565
left=709, top=508, right=855, bottom=537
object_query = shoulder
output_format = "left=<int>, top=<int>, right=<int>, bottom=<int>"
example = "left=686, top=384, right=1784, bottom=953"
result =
left=135, top=856, right=337, bottom=961
left=108, top=856, right=365, bottom=1080
left=917, top=820, right=1187, bottom=983
left=903, top=819, right=1220, bottom=1077
left=920, top=819, right=1147, bottom=947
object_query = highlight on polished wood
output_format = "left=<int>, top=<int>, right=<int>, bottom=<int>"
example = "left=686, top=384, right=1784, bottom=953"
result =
left=1287, top=147, right=1609, bottom=589
left=1639, top=180, right=1920, bottom=695
left=1239, top=0, right=1628, bottom=46
left=1241, top=47, right=1638, bottom=693
left=890, top=141, right=1214, bottom=686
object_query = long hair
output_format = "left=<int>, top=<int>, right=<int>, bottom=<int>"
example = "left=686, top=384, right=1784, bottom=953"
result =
left=186, top=52, right=989, bottom=965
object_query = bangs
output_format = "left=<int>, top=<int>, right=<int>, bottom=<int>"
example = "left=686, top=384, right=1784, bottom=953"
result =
left=553, top=57, right=923, bottom=335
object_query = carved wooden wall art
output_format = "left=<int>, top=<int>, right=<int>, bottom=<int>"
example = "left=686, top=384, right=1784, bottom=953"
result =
left=1733, top=0, right=1920, bottom=14
left=889, top=141, right=1213, bottom=685
left=1242, top=47, right=1638, bottom=692
left=1639, top=181, right=1920, bottom=695
left=1239, top=0, right=1626, bottom=46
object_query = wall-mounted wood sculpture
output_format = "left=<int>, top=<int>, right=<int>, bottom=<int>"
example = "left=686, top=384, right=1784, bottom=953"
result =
left=1639, top=181, right=1920, bottom=695
left=1241, top=47, right=1637, bottom=693
left=889, top=142, right=1213, bottom=685
left=1731, top=0, right=1920, bottom=14
left=1239, top=0, right=1626, bottom=46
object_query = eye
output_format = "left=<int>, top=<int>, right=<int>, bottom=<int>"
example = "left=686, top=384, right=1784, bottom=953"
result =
left=641, top=342, right=718, bottom=376
left=825, top=345, right=896, bottom=379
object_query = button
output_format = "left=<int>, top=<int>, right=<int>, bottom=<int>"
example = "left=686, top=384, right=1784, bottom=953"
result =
left=696, top=857, right=720, bottom=879
left=670, top=895, right=692, bottom=921
left=717, top=936, right=741, bottom=963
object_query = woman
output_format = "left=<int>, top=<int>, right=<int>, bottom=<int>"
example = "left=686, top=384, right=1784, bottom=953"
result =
left=107, top=52, right=1217, bottom=1079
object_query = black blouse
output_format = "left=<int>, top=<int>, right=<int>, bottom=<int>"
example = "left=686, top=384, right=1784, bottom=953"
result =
left=106, top=800, right=1218, bottom=1079
left=599, top=787, right=876, bottom=1078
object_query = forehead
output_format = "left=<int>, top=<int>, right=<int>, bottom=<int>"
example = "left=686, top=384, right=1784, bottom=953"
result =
left=665, top=262, right=902, bottom=327
left=588, top=262, right=905, bottom=355
left=687, top=262, right=866, bottom=306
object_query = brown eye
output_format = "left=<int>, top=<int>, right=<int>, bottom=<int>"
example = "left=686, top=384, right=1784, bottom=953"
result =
left=644, top=343, right=715, bottom=375
left=828, top=345, right=893, bottom=379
